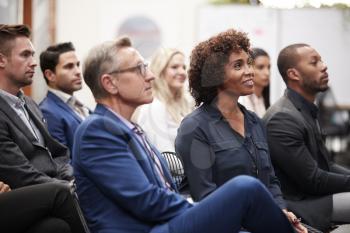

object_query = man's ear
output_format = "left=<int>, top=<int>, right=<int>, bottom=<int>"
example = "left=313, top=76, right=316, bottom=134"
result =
left=44, top=69, right=56, bottom=84
left=101, top=74, right=118, bottom=95
left=286, top=68, right=300, bottom=82
left=0, top=53, right=8, bottom=68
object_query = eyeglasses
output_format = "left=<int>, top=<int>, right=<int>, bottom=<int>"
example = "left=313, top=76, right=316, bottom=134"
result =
left=108, top=62, right=149, bottom=77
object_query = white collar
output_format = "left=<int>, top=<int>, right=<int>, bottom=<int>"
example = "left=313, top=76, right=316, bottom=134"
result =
left=47, top=87, right=73, bottom=104
left=105, top=106, right=135, bottom=130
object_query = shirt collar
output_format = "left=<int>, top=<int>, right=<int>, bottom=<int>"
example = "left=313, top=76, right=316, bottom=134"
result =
left=286, top=88, right=319, bottom=118
left=105, top=106, right=135, bottom=130
left=203, top=101, right=257, bottom=124
left=47, top=87, right=72, bottom=104
left=0, top=89, right=25, bottom=108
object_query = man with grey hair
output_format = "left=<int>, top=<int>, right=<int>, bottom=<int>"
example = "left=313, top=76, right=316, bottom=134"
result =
left=264, top=43, right=350, bottom=231
left=72, top=36, right=295, bottom=233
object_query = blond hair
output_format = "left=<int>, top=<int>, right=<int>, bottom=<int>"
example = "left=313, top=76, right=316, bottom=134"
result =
left=150, top=47, right=192, bottom=123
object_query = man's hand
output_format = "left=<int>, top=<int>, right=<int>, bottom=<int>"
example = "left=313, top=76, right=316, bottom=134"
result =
left=283, top=209, right=308, bottom=233
left=0, top=181, right=11, bottom=193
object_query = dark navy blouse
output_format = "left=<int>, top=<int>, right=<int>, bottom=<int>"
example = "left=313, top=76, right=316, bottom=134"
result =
left=175, top=102, right=286, bottom=209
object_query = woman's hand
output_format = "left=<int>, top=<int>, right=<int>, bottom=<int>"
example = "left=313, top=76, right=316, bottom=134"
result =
left=282, top=209, right=308, bottom=233
left=0, top=181, right=11, bottom=193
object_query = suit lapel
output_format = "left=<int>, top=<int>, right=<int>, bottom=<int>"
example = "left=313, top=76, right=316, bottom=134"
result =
left=0, top=96, right=37, bottom=142
left=287, top=91, right=331, bottom=169
left=95, top=104, right=174, bottom=188
left=150, top=144, right=177, bottom=190
left=117, top=121, right=165, bottom=186
left=95, top=105, right=149, bottom=163
left=24, top=97, right=52, bottom=147
left=128, top=125, right=175, bottom=188
left=48, top=92, right=82, bottom=123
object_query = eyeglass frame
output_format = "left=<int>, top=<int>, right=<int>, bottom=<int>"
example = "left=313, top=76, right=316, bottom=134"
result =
left=108, top=62, right=149, bottom=78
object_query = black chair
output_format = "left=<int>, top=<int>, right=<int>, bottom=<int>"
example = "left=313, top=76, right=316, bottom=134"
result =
left=300, top=222, right=324, bottom=233
left=316, top=89, right=350, bottom=157
left=70, top=185, right=91, bottom=233
left=161, top=151, right=187, bottom=192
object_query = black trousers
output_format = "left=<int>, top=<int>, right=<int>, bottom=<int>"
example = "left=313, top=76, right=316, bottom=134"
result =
left=0, top=183, right=86, bottom=233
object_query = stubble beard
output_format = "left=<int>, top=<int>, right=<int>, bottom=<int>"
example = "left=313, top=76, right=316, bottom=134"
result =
left=302, top=76, right=329, bottom=95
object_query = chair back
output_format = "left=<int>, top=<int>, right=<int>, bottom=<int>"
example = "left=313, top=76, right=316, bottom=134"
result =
left=161, top=151, right=186, bottom=190
left=70, top=186, right=91, bottom=233
left=300, top=222, right=323, bottom=233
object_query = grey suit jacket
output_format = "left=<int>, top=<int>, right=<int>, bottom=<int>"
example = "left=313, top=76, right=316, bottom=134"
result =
left=0, top=95, right=73, bottom=188
left=263, top=88, right=350, bottom=230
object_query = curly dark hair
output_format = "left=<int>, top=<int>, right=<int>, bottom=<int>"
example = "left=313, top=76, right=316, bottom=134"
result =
left=188, top=29, right=251, bottom=106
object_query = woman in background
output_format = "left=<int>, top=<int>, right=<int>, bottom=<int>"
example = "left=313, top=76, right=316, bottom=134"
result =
left=175, top=29, right=306, bottom=233
left=239, top=48, right=270, bottom=117
left=137, top=48, right=192, bottom=153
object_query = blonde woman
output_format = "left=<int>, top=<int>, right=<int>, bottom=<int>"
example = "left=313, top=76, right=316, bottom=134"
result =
left=137, top=48, right=192, bottom=153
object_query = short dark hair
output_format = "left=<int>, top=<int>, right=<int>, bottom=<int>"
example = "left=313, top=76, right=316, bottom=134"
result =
left=188, top=29, right=250, bottom=106
left=277, top=43, right=309, bottom=84
left=0, top=24, right=31, bottom=56
left=40, top=42, right=75, bottom=84
left=83, top=37, right=132, bottom=99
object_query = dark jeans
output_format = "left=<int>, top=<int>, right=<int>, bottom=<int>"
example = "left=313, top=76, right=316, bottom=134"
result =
left=151, top=176, right=295, bottom=233
left=0, top=183, right=86, bottom=233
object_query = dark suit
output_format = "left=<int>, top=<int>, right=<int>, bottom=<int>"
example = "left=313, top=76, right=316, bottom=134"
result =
left=1, top=183, right=85, bottom=233
left=263, top=88, right=350, bottom=230
left=39, top=91, right=84, bottom=153
left=0, top=94, right=73, bottom=188
left=73, top=104, right=295, bottom=233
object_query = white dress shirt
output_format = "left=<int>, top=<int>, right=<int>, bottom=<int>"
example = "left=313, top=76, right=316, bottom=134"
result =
left=48, top=87, right=89, bottom=119
left=137, top=98, right=180, bottom=153
left=239, top=94, right=266, bottom=118
left=0, top=89, right=45, bottom=145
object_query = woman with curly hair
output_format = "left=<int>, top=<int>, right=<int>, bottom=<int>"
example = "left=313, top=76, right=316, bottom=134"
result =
left=175, top=29, right=306, bottom=233
left=137, top=48, right=192, bottom=153
left=239, top=48, right=271, bottom=118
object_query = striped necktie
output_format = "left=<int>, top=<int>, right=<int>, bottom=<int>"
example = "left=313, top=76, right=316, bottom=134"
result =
left=68, top=96, right=89, bottom=119
left=132, top=123, right=173, bottom=191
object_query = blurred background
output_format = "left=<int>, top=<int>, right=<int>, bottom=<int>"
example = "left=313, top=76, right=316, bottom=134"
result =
left=2, top=0, right=350, bottom=164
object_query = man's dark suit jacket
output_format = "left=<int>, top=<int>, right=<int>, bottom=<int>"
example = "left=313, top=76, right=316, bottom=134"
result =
left=0, top=94, right=73, bottom=189
left=263, top=88, right=350, bottom=231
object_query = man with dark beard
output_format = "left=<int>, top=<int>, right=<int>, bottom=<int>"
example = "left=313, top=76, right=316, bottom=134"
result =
left=264, top=43, right=350, bottom=232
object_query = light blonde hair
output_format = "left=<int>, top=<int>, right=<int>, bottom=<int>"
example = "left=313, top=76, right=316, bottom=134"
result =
left=150, top=47, right=192, bottom=123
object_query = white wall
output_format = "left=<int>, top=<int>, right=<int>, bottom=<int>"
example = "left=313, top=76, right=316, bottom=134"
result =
left=198, top=4, right=282, bottom=103
left=197, top=5, right=350, bottom=105
left=32, top=0, right=51, bottom=102
left=50, top=1, right=350, bottom=107
left=54, top=0, right=206, bottom=108
left=279, top=8, right=350, bottom=105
